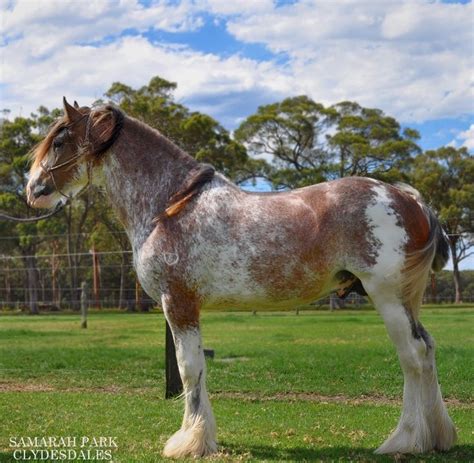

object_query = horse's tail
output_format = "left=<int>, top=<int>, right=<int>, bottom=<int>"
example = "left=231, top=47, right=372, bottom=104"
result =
left=395, top=183, right=450, bottom=316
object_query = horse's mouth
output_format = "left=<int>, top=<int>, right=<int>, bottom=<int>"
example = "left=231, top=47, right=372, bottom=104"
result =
left=27, top=190, right=64, bottom=210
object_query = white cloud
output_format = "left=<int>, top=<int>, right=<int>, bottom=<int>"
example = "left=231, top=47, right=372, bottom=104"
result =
left=0, top=0, right=472, bottom=126
left=204, top=0, right=273, bottom=16
left=457, top=124, right=474, bottom=150
left=226, top=0, right=473, bottom=122
left=1, top=33, right=291, bottom=121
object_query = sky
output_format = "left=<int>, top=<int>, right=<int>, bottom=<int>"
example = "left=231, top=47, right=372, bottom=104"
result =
left=1, top=0, right=473, bottom=268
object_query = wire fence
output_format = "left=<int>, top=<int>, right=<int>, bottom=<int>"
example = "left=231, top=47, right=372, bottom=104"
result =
left=0, top=233, right=472, bottom=313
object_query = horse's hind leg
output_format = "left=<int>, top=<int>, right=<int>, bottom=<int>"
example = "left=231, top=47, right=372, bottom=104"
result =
left=364, top=282, right=456, bottom=454
left=161, top=294, right=217, bottom=459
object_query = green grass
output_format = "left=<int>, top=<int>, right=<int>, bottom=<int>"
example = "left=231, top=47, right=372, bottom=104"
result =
left=0, top=309, right=473, bottom=461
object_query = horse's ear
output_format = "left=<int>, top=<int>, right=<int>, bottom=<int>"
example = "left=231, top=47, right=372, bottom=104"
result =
left=63, top=97, right=82, bottom=123
left=73, top=100, right=80, bottom=109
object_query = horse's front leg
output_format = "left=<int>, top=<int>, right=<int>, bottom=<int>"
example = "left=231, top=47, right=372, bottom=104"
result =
left=161, top=293, right=217, bottom=458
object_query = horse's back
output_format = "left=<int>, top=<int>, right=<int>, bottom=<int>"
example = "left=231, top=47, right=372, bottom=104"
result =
left=157, top=176, right=431, bottom=309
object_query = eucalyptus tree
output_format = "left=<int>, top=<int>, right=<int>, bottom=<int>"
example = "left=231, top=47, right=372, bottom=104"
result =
left=235, top=95, right=330, bottom=188
left=410, top=146, right=474, bottom=303
left=105, top=76, right=267, bottom=183
left=326, top=101, right=421, bottom=182
left=0, top=114, right=44, bottom=312
left=235, top=97, right=421, bottom=188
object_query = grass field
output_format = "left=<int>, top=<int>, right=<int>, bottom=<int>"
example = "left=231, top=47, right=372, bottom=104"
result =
left=0, top=309, right=473, bottom=462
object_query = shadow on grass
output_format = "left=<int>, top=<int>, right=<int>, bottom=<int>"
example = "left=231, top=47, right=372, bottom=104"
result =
left=221, top=442, right=474, bottom=462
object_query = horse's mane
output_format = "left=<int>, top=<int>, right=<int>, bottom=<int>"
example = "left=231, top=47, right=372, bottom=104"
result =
left=30, top=118, right=69, bottom=169
left=162, top=164, right=215, bottom=219
left=31, top=103, right=214, bottom=220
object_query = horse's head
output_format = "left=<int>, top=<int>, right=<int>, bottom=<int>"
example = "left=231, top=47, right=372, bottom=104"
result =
left=26, top=98, right=123, bottom=209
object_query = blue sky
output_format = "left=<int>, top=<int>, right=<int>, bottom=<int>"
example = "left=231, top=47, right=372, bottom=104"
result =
left=1, top=0, right=473, bottom=268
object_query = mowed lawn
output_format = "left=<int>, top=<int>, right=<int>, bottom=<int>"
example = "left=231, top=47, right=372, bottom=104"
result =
left=0, top=309, right=472, bottom=462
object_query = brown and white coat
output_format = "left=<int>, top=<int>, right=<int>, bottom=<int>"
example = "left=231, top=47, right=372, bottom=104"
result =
left=26, top=100, right=456, bottom=458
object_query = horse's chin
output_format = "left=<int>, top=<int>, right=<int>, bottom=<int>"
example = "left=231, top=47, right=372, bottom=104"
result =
left=29, top=194, right=63, bottom=210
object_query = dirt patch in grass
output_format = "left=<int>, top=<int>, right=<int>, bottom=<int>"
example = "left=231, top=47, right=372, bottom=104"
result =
left=1, top=382, right=471, bottom=408
left=210, top=391, right=472, bottom=408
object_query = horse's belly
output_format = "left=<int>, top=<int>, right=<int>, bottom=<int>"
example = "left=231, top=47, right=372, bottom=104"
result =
left=200, top=263, right=331, bottom=310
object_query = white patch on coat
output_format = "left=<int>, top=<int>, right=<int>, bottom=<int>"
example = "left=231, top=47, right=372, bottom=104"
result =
left=365, top=184, right=407, bottom=283
left=186, top=183, right=267, bottom=304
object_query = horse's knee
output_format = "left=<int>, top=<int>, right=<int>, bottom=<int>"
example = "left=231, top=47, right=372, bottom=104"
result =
left=173, top=329, right=204, bottom=386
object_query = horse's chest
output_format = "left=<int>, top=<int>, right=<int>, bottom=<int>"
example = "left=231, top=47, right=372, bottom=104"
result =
left=135, top=245, right=167, bottom=301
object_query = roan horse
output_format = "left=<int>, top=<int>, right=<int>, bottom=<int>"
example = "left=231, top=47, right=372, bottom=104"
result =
left=26, top=99, right=456, bottom=458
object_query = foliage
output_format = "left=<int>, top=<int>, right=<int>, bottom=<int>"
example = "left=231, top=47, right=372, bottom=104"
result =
left=0, top=77, right=472, bottom=309
left=326, top=101, right=421, bottom=181
left=409, top=147, right=474, bottom=302
left=235, top=97, right=421, bottom=188
left=235, top=96, right=330, bottom=188
left=105, top=76, right=267, bottom=183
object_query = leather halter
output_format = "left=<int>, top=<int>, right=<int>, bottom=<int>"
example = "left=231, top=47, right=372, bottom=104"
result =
left=39, top=114, right=92, bottom=200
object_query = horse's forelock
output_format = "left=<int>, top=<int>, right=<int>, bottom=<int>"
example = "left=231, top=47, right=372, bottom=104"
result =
left=30, top=118, right=67, bottom=169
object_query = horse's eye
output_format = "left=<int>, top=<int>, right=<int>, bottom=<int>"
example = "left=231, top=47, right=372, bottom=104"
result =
left=53, top=138, right=63, bottom=150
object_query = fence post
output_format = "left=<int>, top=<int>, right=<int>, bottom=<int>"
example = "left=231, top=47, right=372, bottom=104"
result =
left=165, top=320, right=183, bottom=399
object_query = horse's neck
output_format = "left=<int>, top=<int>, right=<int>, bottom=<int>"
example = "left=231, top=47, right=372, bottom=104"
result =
left=101, top=116, right=198, bottom=250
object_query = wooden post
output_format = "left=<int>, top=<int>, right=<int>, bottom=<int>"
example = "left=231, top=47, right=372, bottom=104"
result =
left=165, top=320, right=183, bottom=399
left=80, top=281, right=88, bottom=329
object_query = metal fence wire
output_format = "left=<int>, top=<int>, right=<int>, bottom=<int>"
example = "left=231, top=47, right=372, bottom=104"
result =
left=0, top=233, right=471, bottom=312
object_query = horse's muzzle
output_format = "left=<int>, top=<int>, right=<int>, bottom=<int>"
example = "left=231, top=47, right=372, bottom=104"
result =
left=31, top=182, right=54, bottom=199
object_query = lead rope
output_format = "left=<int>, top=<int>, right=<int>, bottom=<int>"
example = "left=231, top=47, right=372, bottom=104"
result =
left=0, top=202, right=65, bottom=222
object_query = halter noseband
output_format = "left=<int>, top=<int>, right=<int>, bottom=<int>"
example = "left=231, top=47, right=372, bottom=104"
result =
left=40, top=152, right=93, bottom=200
left=39, top=109, right=119, bottom=200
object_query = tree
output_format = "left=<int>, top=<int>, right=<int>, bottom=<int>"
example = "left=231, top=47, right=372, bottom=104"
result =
left=235, top=97, right=421, bottom=189
left=0, top=115, right=44, bottom=313
left=235, top=96, right=329, bottom=188
left=105, top=76, right=267, bottom=183
left=326, top=101, right=421, bottom=182
left=410, top=147, right=474, bottom=303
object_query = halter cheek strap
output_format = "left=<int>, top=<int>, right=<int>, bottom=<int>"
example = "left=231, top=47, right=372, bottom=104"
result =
left=39, top=114, right=92, bottom=200
left=39, top=106, right=123, bottom=201
left=40, top=153, right=92, bottom=200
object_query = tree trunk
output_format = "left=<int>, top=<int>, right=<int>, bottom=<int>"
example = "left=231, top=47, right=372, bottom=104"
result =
left=449, top=239, right=463, bottom=303
left=91, top=246, right=101, bottom=309
left=51, top=241, right=59, bottom=308
left=118, top=254, right=126, bottom=309
left=4, top=264, right=11, bottom=308
left=25, top=255, right=39, bottom=315
left=80, top=281, right=88, bottom=329
left=135, top=277, right=141, bottom=311
left=66, top=205, right=79, bottom=309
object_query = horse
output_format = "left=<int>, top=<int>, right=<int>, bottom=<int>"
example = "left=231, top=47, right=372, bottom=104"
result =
left=26, top=98, right=456, bottom=458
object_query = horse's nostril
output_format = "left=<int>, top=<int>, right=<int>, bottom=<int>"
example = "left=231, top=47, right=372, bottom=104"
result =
left=32, top=183, right=53, bottom=198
